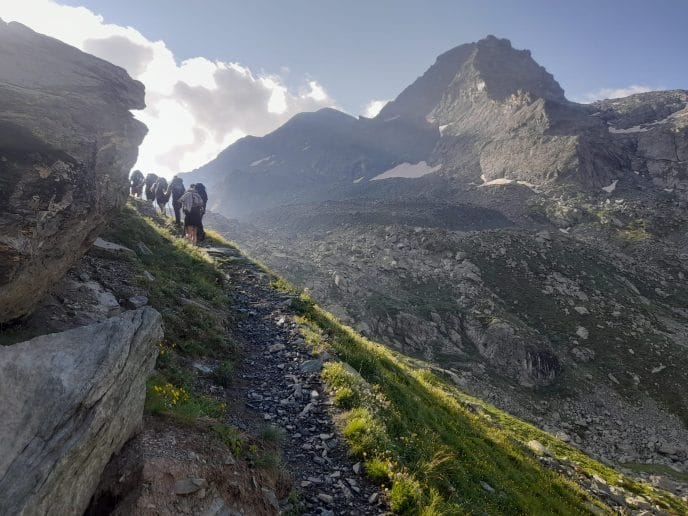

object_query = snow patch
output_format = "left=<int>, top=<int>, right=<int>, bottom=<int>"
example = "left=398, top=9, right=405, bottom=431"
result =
left=479, top=175, right=538, bottom=190
left=384, top=115, right=400, bottom=122
left=301, top=145, right=310, bottom=151
left=250, top=156, right=271, bottom=167
left=353, top=176, right=365, bottom=184
left=601, top=179, right=618, bottom=193
left=439, top=124, right=449, bottom=135
left=370, top=161, right=441, bottom=181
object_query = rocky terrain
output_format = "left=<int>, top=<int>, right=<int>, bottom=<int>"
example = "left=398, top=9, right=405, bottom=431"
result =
left=192, top=35, right=688, bottom=492
left=0, top=18, right=147, bottom=323
left=0, top=20, right=158, bottom=516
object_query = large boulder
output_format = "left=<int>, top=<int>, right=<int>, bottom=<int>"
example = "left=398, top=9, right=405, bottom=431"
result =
left=0, top=308, right=162, bottom=516
left=0, top=19, right=147, bottom=322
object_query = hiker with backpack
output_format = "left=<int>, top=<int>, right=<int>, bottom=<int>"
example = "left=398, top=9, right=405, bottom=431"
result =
left=144, top=173, right=159, bottom=201
left=153, top=177, right=170, bottom=214
left=130, top=170, right=144, bottom=198
left=179, top=185, right=204, bottom=245
left=194, top=183, right=208, bottom=241
left=167, top=175, right=186, bottom=225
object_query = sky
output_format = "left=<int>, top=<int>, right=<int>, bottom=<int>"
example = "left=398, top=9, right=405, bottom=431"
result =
left=2, top=0, right=687, bottom=178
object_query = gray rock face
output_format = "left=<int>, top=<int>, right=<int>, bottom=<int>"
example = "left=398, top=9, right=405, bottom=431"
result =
left=0, top=308, right=162, bottom=516
left=0, top=19, right=147, bottom=322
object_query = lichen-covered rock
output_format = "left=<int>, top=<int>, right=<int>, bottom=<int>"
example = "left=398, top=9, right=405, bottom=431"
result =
left=0, top=19, right=147, bottom=322
left=0, top=308, right=162, bottom=516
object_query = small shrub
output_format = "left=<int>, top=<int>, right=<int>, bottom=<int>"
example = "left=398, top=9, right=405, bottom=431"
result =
left=389, top=475, right=423, bottom=514
left=260, top=424, right=286, bottom=444
left=334, top=386, right=361, bottom=409
left=212, top=423, right=243, bottom=455
left=342, top=408, right=387, bottom=457
left=364, top=457, right=392, bottom=485
left=212, top=360, right=234, bottom=387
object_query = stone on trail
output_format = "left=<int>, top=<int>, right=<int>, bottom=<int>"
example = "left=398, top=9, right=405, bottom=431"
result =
left=300, top=358, right=324, bottom=374
left=0, top=308, right=162, bottom=516
left=268, top=343, right=286, bottom=353
left=128, top=295, right=149, bottom=308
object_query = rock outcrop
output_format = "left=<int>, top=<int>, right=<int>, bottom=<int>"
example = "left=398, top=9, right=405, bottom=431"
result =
left=0, top=19, right=147, bottom=323
left=0, top=307, right=162, bottom=516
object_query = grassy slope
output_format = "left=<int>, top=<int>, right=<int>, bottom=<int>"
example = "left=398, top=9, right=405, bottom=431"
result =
left=104, top=204, right=686, bottom=515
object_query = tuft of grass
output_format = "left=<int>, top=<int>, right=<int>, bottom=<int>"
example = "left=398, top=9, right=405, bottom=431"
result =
left=260, top=424, right=287, bottom=445
left=212, top=360, right=234, bottom=387
left=145, top=375, right=225, bottom=424
left=212, top=423, right=244, bottom=456
left=364, top=457, right=392, bottom=486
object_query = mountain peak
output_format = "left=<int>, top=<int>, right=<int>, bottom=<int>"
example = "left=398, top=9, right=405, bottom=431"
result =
left=379, top=36, right=565, bottom=120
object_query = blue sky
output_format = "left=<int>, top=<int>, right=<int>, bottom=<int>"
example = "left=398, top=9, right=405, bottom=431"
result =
left=4, top=0, right=686, bottom=176
left=58, top=0, right=688, bottom=108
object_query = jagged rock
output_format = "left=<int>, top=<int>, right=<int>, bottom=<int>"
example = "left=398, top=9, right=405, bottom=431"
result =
left=0, top=19, right=146, bottom=323
left=480, top=481, right=495, bottom=493
left=201, top=498, right=242, bottom=516
left=90, top=237, right=136, bottom=258
left=174, top=477, right=208, bottom=496
left=127, top=295, right=149, bottom=308
left=0, top=308, right=162, bottom=516
left=301, top=358, right=324, bottom=374
left=467, top=318, right=560, bottom=387
left=261, top=487, right=279, bottom=511
left=527, top=440, right=551, bottom=456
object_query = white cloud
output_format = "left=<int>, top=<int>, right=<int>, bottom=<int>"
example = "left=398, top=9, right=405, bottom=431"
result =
left=1, top=0, right=336, bottom=177
left=362, top=99, right=388, bottom=118
left=579, top=84, right=660, bottom=103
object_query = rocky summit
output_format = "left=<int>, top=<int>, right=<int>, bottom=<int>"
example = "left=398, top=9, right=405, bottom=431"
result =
left=193, top=36, right=688, bottom=482
left=0, top=19, right=146, bottom=323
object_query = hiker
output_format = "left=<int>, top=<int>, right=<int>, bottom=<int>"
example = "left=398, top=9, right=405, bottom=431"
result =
left=167, top=175, right=186, bottom=225
left=194, top=182, right=208, bottom=241
left=179, top=185, right=204, bottom=245
left=154, top=177, right=170, bottom=214
left=130, top=169, right=144, bottom=198
left=144, top=173, right=159, bottom=201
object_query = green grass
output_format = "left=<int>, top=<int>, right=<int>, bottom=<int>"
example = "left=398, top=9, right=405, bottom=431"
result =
left=286, top=293, right=687, bottom=515
left=102, top=202, right=235, bottom=428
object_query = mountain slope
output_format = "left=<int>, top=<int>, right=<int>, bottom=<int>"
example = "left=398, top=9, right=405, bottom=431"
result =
left=95, top=203, right=688, bottom=514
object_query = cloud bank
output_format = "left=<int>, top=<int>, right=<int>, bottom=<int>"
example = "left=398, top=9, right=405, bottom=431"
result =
left=1, top=1, right=335, bottom=177
left=579, top=84, right=660, bottom=103
left=362, top=99, right=389, bottom=118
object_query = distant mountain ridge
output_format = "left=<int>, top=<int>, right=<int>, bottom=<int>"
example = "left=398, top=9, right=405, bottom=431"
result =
left=182, top=35, right=687, bottom=219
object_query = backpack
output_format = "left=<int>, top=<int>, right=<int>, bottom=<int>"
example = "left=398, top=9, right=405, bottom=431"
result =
left=194, top=183, right=208, bottom=206
left=170, top=178, right=185, bottom=200
left=131, top=169, right=144, bottom=185
left=190, top=192, right=204, bottom=209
